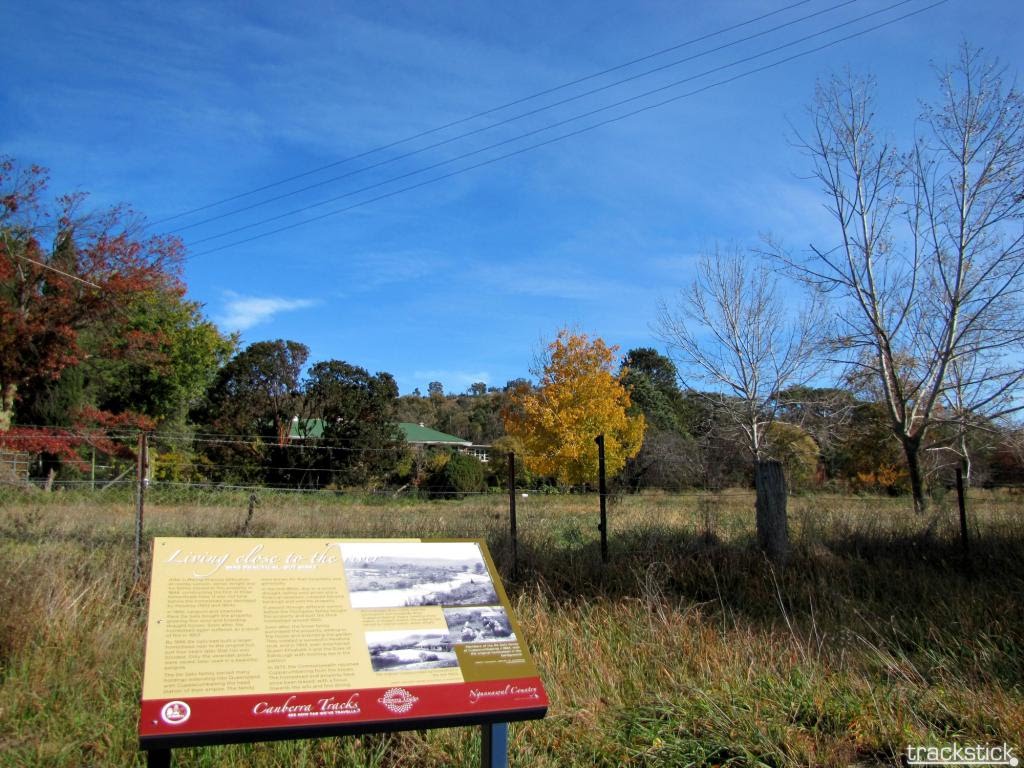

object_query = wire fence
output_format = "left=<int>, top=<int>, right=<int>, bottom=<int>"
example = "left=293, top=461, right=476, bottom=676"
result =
left=6, top=475, right=1023, bottom=563
left=4, top=425, right=1022, bottom=579
left=5, top=424, right=1024, bottom=501
left=0, top=425, right=615, bottom=468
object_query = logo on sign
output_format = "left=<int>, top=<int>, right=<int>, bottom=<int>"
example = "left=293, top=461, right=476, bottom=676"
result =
left=378, top=688, right=419, bottom=714
left=160, top=700, right=191, bottom=725
left=469, top=683, right=541, bottom=705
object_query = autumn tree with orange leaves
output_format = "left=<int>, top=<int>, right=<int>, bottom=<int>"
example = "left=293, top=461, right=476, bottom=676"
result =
left=503, top=330, right=645, bottom=486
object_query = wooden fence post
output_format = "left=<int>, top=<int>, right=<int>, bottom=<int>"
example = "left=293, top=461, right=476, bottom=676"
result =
left=595, top=434, right=608, bottom=564
left=754, top=459, right=787, bottom=565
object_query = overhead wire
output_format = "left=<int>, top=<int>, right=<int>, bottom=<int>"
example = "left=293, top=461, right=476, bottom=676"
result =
left=188, top=0, right=893, bottom=249
left=1, top=2, right=947, bottom=472
left=3, top=226, right=186, bottom=331
left=3, top=250, right=194, bottom=350
left=150, top=0, right=816, bottom=227
left=170, top=0, right=861, bottom=235
left=9, top=252, right=104, bottom=290
left=187, top=0, right=947, bottom=259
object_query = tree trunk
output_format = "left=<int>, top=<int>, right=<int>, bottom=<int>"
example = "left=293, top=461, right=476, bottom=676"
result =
left=0, top=382, right=16, bottom=432
left=755, top=460, right=788, bottom=565
left=901, top=435, right=927, bottom=515
left=958, top=431, right=972, bottom=488
left=955, top=464, right=969, bottom=559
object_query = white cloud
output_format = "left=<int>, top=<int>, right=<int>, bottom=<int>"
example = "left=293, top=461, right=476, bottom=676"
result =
left=217, top=292, right=319, bottom=331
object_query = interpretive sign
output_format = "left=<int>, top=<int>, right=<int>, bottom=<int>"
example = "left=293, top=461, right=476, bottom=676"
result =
left=139, top=537, right=548, bottom=749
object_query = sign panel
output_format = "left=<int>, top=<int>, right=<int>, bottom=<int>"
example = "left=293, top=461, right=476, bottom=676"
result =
left=139, top=537, right=547, bottom=747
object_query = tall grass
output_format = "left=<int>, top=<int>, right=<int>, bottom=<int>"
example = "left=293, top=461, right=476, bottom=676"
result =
left=0, top=488, right=1021, bottom=766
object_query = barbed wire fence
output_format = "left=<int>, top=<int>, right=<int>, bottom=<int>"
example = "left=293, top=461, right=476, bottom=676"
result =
left=2, top=425, right=1020, bottom=579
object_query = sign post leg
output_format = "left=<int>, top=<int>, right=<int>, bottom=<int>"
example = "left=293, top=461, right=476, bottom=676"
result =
left=147, top=749, right=171, bottom=768
left=480, top=722, right=509, bottom=768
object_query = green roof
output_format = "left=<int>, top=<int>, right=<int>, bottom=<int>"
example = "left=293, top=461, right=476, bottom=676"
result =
left=289, top=419, right=469, bottom=445
left=288, top=418, right=324, bottom=439
left=398, top=422, right=471, bottom=445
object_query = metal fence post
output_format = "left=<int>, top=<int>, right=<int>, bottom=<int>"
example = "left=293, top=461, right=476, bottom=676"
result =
left=134, top=432, right=149, bottom=581
left=507, top=452, right=518, bottom=579
left=956, top=466, right=970, bottom=558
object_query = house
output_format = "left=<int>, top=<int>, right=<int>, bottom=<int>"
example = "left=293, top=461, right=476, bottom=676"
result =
left=398, top=423, right=490, bottom=463
left=288, top=418, right=489, bottom=462
left=288, top=416, right=324, bottom=440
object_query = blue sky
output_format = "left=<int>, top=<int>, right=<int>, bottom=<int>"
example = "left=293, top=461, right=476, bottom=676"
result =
left=4, top=0, right=1022, bottom=394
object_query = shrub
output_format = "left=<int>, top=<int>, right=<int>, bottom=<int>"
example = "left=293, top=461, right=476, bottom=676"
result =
left=765, top=422, right=820, bottom=492
left=425, top=451, right=486, bottom=499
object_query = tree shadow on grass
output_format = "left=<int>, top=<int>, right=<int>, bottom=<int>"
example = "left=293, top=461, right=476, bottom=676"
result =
left=494, top=519, right=1023, bottom=602
left=488, top=522, right=1024, bottom=690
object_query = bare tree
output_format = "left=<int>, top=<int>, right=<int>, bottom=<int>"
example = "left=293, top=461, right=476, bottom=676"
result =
left=936, top=354, right=1022, bottom=486
left=918, top=49, right=1024, bottom=484
left=656, top=245, right=823, bottom=561
left=771, top=45, right=1024, bottom=514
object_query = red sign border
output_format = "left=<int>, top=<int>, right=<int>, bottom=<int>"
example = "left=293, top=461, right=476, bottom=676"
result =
left=140, top=677, right=547, bottom=749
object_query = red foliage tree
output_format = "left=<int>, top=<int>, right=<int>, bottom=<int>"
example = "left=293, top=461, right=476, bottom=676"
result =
left=0, top=156, right=185, bottom=434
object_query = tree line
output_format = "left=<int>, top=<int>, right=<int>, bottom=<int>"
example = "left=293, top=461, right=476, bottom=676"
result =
left=2, top=45, right=1022, bottom=504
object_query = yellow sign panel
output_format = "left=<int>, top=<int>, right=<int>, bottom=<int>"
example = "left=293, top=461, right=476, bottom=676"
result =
left=140, top=537, right=545, bottom=745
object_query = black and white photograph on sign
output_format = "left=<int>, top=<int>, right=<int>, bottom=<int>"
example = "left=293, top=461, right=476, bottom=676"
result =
left=341, top=542, right=499, bottom=608
left=444, top=606, right=516, bottom=645
left=365, top=629, right=458, bottom=672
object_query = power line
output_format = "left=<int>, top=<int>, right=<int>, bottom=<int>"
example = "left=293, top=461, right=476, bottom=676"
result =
left=0, top=252, right=191, bottom=354
left=151, top=0, right=815, bottom=227
left=186, top=0, right=917, bottom=249
left=3, top=233, right=190, bottom=339
left=187, top=0, right=945, bottom=258
left=170, top=0, right=861, bottom=235
left=9, top=252, right=104, bottom=290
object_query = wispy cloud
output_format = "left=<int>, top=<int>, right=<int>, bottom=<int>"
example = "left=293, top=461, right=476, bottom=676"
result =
left=474, top=260, right=653, bottom=303
left=469, top=262, right=600, bottom=301
left=217, top=292, right=319, bottom=331
left=346, top=249, right=446, bottom=290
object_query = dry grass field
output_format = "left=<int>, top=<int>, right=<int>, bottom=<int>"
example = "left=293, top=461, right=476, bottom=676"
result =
left=0, top=486, right=1021, bottom=766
